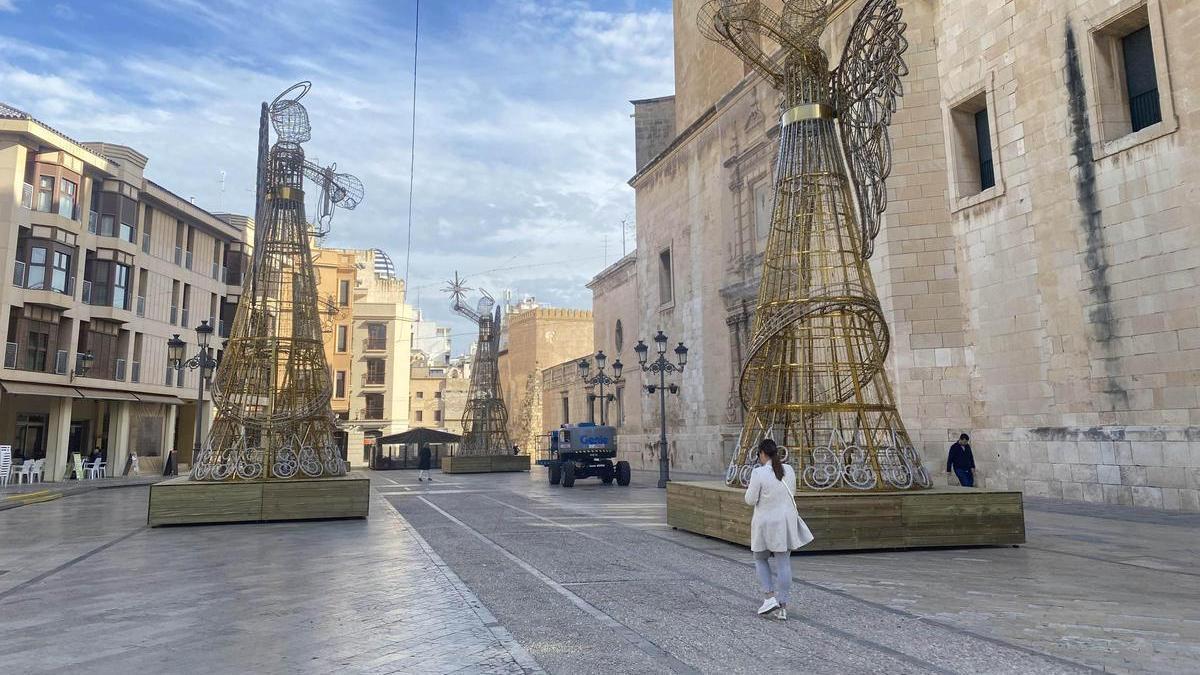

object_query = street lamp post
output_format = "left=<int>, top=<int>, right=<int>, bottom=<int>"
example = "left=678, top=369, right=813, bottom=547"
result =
left=578, top=350, right=623, bottom=425
left=635, top=331, right=688, bottom=488
left=167, top=320, right=218, bottom=476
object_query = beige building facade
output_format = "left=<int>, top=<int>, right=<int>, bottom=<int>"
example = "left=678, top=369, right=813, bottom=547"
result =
left=497, top=304, right=594, bottom=453
left=0, top=102, right=251, bottom=479
left=313, top=246, right=414, bottom=467
left=599, top=0, right=1200, bottom=510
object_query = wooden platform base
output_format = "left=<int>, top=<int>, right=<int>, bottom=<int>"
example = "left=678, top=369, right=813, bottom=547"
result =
left=667, top=481, right=1025, bottom=551
left=147, top=473, right=370, bottom=526
left=441, top=455, right=530, bottom=474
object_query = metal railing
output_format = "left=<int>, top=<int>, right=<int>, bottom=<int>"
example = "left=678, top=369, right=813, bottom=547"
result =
left=81, top=280, right=92, bottom=304
left=363, top=338, right=387, bottom=352
left=181, top=308, right=190, bottom=328
left=21, top=183, right=32, bottom=209
left=360, top=407, right=386, bottom=421
left=4, top=342, right=17, bottom=369
left=363, top=372, right=386, bottom=386
left=218, top=319, right=228, bottom=337
left=176, top=368, right=185, bottom=387
left=131, top=361, right=141, bottom=383
left=174, top=246, right=182, bottom=265
left=114, top=358, right=126, bottom=381
left=88, top=211, right=97, bottom=234
left=165, top=368, right=174, bottom=385
left=142, top=231, right=151, bottom=253
left=170, top=305, right=178, bottom=325
left=12, top=261, right=25, bottom=288
left=136, top=295, right=146, bottom=317
left=1130, top=88, right=1162, bottom=133
left=55, top=350, right=68, bottom=375
left=211, top=261, right=220, bottom=279
left=185, top=250, right=193, bottom=270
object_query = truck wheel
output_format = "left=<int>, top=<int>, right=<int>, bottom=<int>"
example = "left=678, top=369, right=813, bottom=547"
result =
left=548, top=463, right=561, bottom=485
left=616, top=461, right=631, bottom=486
left=601, top=468, right=615, bottom=485
left=561, top=461, right=577, bottom=488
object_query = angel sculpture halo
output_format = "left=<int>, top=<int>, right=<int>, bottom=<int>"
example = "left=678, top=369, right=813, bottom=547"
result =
left=702, top=0, right=929, bottom=492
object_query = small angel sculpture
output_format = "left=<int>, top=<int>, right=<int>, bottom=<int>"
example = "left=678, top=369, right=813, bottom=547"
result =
left=701, top=0, right=931, bottom=491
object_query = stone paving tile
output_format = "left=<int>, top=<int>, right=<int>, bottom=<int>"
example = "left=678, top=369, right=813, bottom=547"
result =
left=0, top=486, right=541, bottom=674
left=381, top=468, right=1198, bottom=674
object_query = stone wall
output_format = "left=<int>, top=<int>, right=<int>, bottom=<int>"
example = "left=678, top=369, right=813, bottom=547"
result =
left=602, top=0, right=1200, bottom=510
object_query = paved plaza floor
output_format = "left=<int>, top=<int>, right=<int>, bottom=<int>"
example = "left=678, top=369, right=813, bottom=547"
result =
left=0, top=469, right=1197, bottom=673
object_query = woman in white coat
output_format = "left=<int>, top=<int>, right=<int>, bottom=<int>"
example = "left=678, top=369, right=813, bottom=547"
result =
left=744, top=438, right=813, bottom=620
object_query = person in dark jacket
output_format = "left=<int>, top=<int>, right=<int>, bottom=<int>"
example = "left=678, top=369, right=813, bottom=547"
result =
left=417, top=445, right=432, bottom=482
left=946, top=434, right=975, bottom=487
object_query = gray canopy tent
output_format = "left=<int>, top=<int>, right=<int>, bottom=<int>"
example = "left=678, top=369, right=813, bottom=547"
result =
left=371, top=428, right=462, bottom=470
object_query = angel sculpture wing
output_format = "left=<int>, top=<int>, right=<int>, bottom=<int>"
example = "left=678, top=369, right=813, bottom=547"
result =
left=830, top=0, right=908, bottom=259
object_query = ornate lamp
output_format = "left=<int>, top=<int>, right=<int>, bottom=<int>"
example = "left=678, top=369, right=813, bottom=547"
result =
left=167, top=334, right=185, bottom=369
left=634, top=340, right=649, bottom=366
left=674, top=342, right=688, bottom=369
left=654, top=330, right=667, bottom=355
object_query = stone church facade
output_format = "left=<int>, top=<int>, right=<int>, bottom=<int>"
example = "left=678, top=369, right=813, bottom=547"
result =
left=595, top=0, right=1200, bottom=511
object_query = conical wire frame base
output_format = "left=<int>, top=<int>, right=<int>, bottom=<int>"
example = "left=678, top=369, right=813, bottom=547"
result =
left=458, top=311, right=511, bottom=456
left=727, top=83, right=930, bottom=491
left=192, top=145, right=344, bottom=482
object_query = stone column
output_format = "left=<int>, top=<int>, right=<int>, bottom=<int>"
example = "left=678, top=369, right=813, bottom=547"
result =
left=106, top=401, right=131, bottom=478
left=44, top=396, right=73, bottom=482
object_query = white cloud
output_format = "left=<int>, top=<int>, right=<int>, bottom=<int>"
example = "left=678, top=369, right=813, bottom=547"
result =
left=0, top=0, right=675, bottom=350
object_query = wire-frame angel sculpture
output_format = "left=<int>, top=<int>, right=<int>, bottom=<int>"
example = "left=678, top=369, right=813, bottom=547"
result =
left=445, top=272, right=512, bottom=456
left=701, top=0, right=931, bottom=491
left=196, top=81, right=364, bottom=482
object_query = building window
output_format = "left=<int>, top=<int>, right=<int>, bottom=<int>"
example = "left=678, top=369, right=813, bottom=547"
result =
left=100, top=214, right=116, bottom=238
left=615, top=319, right=624, bottom=353
left=336, top=325, right=347, bottom=352
left=366, top=358, right=386, bottom=385
left=59, top=179, right=77, bottom=218
left=561, top=396, right=570, bottom=424
left=433, top=391, right=442, bottom=399
left=26, top=246, right=47, bottom=290
left=416, top=391, right=424, bottom=399
left=947, top=90, right=998, bottom=201
left=335, top=371, right=346, bottom=398
left=36, top=176, right=53, bottom=212
left=974, top=109, right=994, bottom=191
left=119, top=219, right=135, bottom=244
left=414, top=410, right=423, bottom=422
left=434, top=410, right=441, bottom=423
left=658, top=248, right=673, bottom=306
left=753, top=181, right=772, bottom=244
left=25, top=328, right=49, bottom=371
left=1122, top=25, right=1161, bottom=132
left=367, top=323, right=387, bottom=350
left=338, top=279, right=350, bottom=306
left=51, top=251, right=71, bottom=294
left=364, top=393, right=384, bottom=420
left=89, top=260, right=132, bottom=310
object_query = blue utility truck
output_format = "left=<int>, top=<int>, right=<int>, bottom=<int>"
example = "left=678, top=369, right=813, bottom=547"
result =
left=537, top=423, right=631, bottom=488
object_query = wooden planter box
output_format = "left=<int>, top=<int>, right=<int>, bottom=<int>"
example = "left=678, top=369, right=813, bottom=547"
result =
left=148, top=473, right=370, bottom=526
left=441, top=454, right=530, bottom=474
left=667, top=481, right=1025, bottom=551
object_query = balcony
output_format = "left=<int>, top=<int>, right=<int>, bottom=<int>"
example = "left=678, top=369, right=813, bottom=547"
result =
left=12, top=261, right=24, bottom=287
left=2, top=343, right=66, bottom=374
left=136, top=295, right=146, bottom=317
left=174, top=246, right=182, bottom=265
left=360, top=407, right=386, bottom=421
left=142, top=231, right=151, bottom=254
left=81, top=280, right=92, bottom=304
left=88, top=211, right=97, bottom=234
left=21, top=183, right=32, bottom=209
left=181, top=308, right=190, bottom=328
left=362, top=373, right=386, bottom=387
left=3, top=342, right=15, bottom=369
left=170, top=305, right=178, bottom=325
left=185, top=250, right=193, bottom=271
left=114, top=358, right=126, bottom=381
left=131, top=361, right=141, bottom=383
left=363, top=338, right=387, bottom=352
left=55, top=350, right=67, bottom=375
left=211, top=262, right=220, bottom=280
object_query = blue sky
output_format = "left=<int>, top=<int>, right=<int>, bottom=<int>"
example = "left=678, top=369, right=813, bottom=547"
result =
left=0, top=0, right=674, bottom=351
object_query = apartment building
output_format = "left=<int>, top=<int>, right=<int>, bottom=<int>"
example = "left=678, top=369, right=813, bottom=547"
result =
left=0, top=103, right=251, bottom=480
left=410, top=351, right=470, bottom=436
left=313, top=245, right=413, bottom=467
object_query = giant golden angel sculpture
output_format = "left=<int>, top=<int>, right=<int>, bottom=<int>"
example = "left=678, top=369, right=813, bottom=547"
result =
left=702, top=0, right=932, bottom=491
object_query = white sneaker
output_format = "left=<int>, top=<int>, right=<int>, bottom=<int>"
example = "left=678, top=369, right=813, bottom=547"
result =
left=774, top=608, right=788, bottom=621
left=757, top=597, right=780, bottom=615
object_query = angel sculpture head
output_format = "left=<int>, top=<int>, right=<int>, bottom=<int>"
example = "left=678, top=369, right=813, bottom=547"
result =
left=269, top=81, right=313, bottom=144
left=699, top=0, right=908, bottom=258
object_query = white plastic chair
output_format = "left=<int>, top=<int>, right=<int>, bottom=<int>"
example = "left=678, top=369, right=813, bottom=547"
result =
left=29, top=458, right=45, bottom=483
left=14, top=460, right=34, bottom=484
left=87, top=460, right=106, bottom=479
left=0, top=448, right=11, bottom=487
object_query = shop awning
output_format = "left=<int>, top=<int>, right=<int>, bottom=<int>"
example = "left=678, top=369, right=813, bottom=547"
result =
left=0, top=381, right=83, bottom=398
left=74, top=387, right=139, bottom=401
left=134, top=393, right=186, bottom=405
left=377, top=428, right=462, bottom=446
